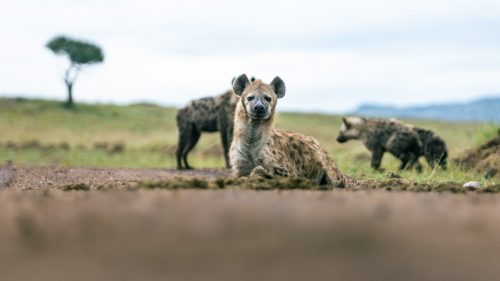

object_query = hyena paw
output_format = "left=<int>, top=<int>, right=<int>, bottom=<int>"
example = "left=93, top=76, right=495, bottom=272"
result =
left=250, top=166, right=273, bottom=179
left=273, top=166, right=288, bottom=177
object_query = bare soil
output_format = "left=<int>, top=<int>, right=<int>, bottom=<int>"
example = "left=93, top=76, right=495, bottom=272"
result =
left=6, top=165, right=229, bottom=190
left=1, top=166, right=500, bottom=281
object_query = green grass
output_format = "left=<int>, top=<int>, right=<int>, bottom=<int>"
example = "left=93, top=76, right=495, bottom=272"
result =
left=0, top=97, right=498, bottom=184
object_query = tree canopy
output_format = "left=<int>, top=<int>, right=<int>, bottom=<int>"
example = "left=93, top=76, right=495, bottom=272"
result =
left=46, top=36, right=104, bottom=65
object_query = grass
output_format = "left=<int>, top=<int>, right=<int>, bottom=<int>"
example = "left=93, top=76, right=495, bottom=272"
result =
left=0, top=97, right=498, bottom=184
left=49, top=177, right=500, bottom=193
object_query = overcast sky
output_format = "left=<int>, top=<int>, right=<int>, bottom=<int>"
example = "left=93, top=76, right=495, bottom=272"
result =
left=1, top=0, right=500, bottom=112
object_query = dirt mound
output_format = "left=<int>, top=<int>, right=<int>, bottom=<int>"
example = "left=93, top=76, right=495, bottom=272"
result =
left=455, top=129, right=500, bottom=178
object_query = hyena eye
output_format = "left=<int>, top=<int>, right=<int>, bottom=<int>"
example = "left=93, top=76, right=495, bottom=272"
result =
left=247, top=96, right=255, bottom=101
left=264, top=96, right=272, bottom=102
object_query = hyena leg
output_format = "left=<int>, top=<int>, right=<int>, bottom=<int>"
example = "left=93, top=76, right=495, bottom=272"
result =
left=220, top=128, right=231, bottom=169
left=250, top=166, right=273, bottom=179
left=407, top=153, right=422, bottom=173
left=414, top=160, right=423, bottom=173
left=182, top=127, right=201, bottom=170
left=176, top=129, right=190, bottom=169
left=398, top=153, right=409, bottom=170
left=371, top=149, right=385, bottom=171
left=426, top=154, right=436, bottom=170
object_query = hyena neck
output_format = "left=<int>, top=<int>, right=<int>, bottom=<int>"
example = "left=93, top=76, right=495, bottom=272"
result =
left=356, top=124, right=373, bottom=140
left=233, top=102, right=274, bottom=147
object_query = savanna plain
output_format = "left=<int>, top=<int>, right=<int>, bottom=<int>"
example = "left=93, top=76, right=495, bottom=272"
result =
left=1, top=98, right=499, bottom=281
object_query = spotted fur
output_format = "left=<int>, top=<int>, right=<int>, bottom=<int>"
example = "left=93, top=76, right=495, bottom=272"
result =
left=337, top=117, right=423, bottom=172
left=230, top=74, right=345, bottom=187
left=175, top=89, right=238, bottom=169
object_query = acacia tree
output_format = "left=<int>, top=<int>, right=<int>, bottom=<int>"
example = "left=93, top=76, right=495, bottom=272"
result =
left=46, top=36, right=104, bottom=107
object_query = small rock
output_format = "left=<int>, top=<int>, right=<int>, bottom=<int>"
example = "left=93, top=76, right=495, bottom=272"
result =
left=463, top=181, right=481, bottom=190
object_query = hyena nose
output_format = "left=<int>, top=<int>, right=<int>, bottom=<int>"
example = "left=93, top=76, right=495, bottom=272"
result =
left=336, top=135, right=347, bottom=143
left=254, top=104, right=265, bottom=113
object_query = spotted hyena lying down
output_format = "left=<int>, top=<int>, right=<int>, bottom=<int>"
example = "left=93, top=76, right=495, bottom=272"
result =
left=337, top=117, right=423, bottom=172
left=230, top=74, right=345, bottom=187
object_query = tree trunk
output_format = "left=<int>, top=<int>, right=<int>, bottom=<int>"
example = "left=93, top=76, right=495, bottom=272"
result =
left=65, top=82, right=74, bottom=108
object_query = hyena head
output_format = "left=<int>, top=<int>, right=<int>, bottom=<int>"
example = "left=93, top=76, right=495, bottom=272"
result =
left=337, top=117, right=366, bottom=143
left=232, top=74, right=286, bottom=120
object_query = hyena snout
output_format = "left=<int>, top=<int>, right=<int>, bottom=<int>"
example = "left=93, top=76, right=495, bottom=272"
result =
left=252, top=101, right=266, bottom=115
left=337, top=134, right=348, bottom=143
left=249, top=98, right=270, bottom=119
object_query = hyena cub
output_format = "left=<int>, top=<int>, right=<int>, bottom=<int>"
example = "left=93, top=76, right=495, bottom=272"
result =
left=230, top=74, right=345, bottom=187
left=176, top=78, right=255, bottom=169
left=337, top=117, right=423, bottom=172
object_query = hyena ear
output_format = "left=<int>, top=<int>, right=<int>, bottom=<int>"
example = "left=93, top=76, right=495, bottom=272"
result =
left=270, top=76, right=286, bottom=98
left=342, top=117, right=351, bottom=129
left=232, top=74, right=250, bottom=96
left=250, top=76, right=256, bottom=82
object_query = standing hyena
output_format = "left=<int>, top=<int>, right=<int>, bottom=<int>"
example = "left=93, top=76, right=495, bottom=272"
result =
left=175, top=90, right=237, bottom=169
left=336, top=117, right=423, bottom=172
left=229, top=74, right=345, bottom=187
left=176, top=78, right=256, bottom=169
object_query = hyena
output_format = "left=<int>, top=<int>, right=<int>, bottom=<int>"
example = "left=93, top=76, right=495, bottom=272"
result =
left=389, top=119, right=448, bottom=169
left=230, top=74, right=345, bottom=187
left=336, top=117, right=423, bottom=172
left=176, top=78, right=255, bottom=169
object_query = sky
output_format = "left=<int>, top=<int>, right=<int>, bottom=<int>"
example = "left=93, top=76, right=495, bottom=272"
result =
left=1, top=0, right=500, bottom=113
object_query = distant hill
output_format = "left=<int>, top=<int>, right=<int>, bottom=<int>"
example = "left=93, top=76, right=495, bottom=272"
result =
left=353, top=97, right=500, bottom=123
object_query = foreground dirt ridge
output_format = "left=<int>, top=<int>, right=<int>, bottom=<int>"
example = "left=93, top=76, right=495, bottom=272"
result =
left=1, top=189, right=500, bottom=281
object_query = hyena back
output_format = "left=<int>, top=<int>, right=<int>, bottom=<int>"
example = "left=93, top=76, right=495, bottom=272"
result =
left=337, top=117, right=423, bottom=172
left=230, top=74, right=345, bottom=187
